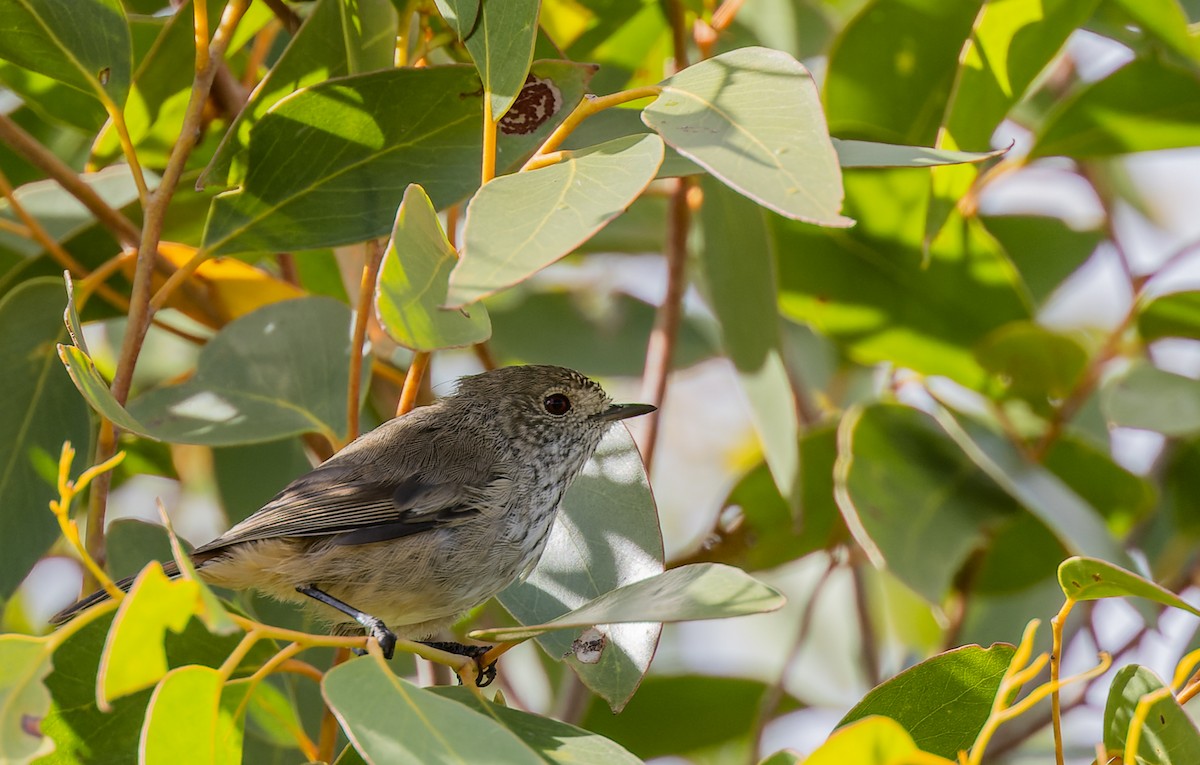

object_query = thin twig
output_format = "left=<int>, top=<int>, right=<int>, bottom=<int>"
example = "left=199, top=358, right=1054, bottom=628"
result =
left=85, top=0, right=252, bottom=570
left=397, top=352, right=431, bottom=416
left=0, top=113, right=142, bottom=247
left=317, top=647, right=352, bottom=763
left=348, top=240, right=385, bottom=442
left=640, top=177, right=692, bottom=470
left=850, top=559, right=881, bottom=687
left=262, top=0, right=301, bottom=34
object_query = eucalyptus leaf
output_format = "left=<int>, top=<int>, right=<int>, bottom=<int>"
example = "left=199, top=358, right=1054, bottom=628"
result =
left=141, top=665, right=249, bottom=765
left=644, top=47, right=849, bottom=226
left=1102, top=362, right=1200, bottom=437
left=0, top=635, right=55, bottom=763
left=832, top=138, right=1005, bottom=168
left=0, top=0, right=131, bottom=107
left=0, top=279, right=91, bottom=599
left=447, top=134, right=663, bottom=307
left=1058, top=556, right=1200, bottom=617
left=497, top=425, right=663, bottom=713
left=1138, top=291, right=1200, bottom=342
left=456, top=0, right=541, bottom=119
left=376, top=184, right=491, bottom=350
left=1103, top=665, right=1200, bottom=765
left=477, top=563, right=785, bottom=642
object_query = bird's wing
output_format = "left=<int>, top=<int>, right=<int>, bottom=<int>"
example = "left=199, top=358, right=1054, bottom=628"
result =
left=192, top=464, right=498, bottom=555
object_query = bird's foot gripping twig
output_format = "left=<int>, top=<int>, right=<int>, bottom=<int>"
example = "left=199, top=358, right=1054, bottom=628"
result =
left=420, top=641, right=497, bottom=687
left=296, top=584, right=398, bottom=660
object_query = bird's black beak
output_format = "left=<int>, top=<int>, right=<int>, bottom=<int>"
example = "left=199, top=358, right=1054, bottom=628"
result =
left=590, top=403, right=657, bottom=422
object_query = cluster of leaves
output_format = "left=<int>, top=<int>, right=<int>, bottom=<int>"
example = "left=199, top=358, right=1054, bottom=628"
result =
left=1, top=0, right=1200, bottom=763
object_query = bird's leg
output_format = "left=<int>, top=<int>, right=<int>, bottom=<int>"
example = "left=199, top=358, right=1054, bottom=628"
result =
left=419, top=641, right=498, bottom=687
left=296, top=585, right=397, bottom=660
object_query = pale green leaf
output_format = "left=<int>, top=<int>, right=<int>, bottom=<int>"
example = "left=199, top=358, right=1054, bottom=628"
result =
left=457, top=0, right=541, bottom=119
left=376, top=184, right=491, bottom=351
left=1102, top=362, right=1200, bottom=437
left=0, top=635, right=55, bottom=763
left=140, top=666, right=249, bottom=765
left=644, top=47, right=849, bottom=226
left=832, top=138, right=1006, bottom=168
left=1058, top=556, right=1200, bottom=617
left=446, top=133, right=663, bottom=307
left=1104, top=665, right=1200, bottom=765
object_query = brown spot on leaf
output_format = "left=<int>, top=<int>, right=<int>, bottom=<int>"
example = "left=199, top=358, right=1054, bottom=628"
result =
left=568, top=627, right=606, bottom=664
left=98, top=67, right=110, bottom=86
left=499, top=75, right=562, bottom=136
left=22, top=714, right=42, bottom=738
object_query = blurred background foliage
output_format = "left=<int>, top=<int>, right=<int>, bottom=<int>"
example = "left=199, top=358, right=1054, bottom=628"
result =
left=3, top=0, right=1200, bottom=763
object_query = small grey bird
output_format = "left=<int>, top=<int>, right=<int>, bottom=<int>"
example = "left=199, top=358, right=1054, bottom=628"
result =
left=54, top=365, right=654, bottom=674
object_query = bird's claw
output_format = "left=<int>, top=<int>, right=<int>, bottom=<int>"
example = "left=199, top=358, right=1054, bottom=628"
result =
left=422, top=641, right=497, bottom=687
left=361, top=617, right=397, bottom=660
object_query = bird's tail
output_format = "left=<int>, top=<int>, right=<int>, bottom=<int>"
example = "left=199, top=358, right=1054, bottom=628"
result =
left=50, top=560, right=182, bottom=625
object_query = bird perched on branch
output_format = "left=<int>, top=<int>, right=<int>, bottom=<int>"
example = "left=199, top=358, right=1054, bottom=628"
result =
left=54, top=365, right=654, bottom=683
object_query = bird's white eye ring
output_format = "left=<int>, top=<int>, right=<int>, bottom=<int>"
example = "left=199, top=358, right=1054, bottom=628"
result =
left=543, top=393, right=571, bottom=416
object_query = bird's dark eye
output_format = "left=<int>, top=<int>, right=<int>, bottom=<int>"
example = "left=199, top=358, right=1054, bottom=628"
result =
left=543, top=393, right=572, bottom=416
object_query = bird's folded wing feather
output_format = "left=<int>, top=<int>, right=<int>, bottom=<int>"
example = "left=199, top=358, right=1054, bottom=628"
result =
left=192, top=464, right=493, bottom=555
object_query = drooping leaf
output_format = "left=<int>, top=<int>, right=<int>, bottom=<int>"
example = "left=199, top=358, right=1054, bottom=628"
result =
left=1103, top=665, right=1200, bottom=765
left=1058, top=556, right=1200, bottom=617
left=1031, top=58, right=1200, bottom=159
left=323, top=658, right=546, bottom=765
left=497, top=426, right=664, bottom=713
left=1102, top=362, right=1200, bottom=437
left=203, top=61, right=593, bottom=257
left=446, top=133, right=663, bottom=307
left=204, top=0, right=399, bottom=186
left=477, top=563, right=785, bottom=642
left=432, top=0, right=480, bottom=43
left=0, top=61, right=107, bottom=132
left=0, top=0, right=132, bottom=107
left=376, top=184, right=491, bottom=350
left=981, top=214, right=1103, bottom=306
left=0, top=279, right=91, bottom=599
left=837, top=644, right=1015, bottom=759
left=697, top=177, right=799, bottom=508
left=644, top=47, right=849, bottom=226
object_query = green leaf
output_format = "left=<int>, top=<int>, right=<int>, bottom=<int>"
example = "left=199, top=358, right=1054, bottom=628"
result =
left=212, top=438, right=312, bottom=526
left=1096, top=0, right=1200, bottom=62
left=697, top=177, right=798, bottom=507
left=91, top=1, right=274, bottom=167
left=141, top=665, right=248, bottom=765
left=433, top=0, right=480, bottom=42
left=1058, top=556, right=1200, bottom=617
left=98, top=562, right=202, bottom=705
left=1104, top=665, right=1200, bottom=765
left=240, top=678, right=307, bottom=751
left=477, top=563, right=785, bottom=642
left=808, top=716, right=957, bottom=765
left=580, top=675, right=803, bottom=761
left=0, top=635, right=55, bottom=763
left=446, top=133, right=662, bottom=307
left=974, top=321, right=1089, bottom=400
left=0, top=61, right=107, bottom=132
left=0, top=0, right=131, bottom=107
left=204, top=0, right=399, bottom=186
left=1102, top=362, right=1200, bottom=437
left=122, top=298, right=365, bottom=445
left=458, top=0, right=540, bottom=119
left=981, top=214, right=1103, bottom=306
left=832, top=138, right=1006, bottom=168
left=643, top=47, right=849, bottom=226
left=1031, top=58, right=1200, bottom=159
left=835, top=404, right=1018, bottom=603
left=431, top=687, right=642, bottom=765
left=376, top=184, right=491, bottom=350
left=773, top=170, right=1030, bottom=389
left=1139, top=291, right=1200, bottom=341
left=0, top=167, right=151, bottom=259
left=202, top=60, right=593, bottom=256
left=838, top=644, right=1015, bottom=759
left=925, top=0, right=1100, bottom=243
left=824, top=0, right=983, bottom=146
left=0, top=279, right=91, bottom=599
left=1043, top=437, right=1155, bottom=537
left=497, top=426, right=663, bottom=713
left=323, top=658, right=547, bottom=765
